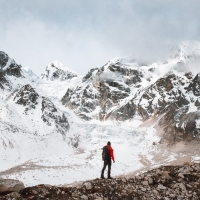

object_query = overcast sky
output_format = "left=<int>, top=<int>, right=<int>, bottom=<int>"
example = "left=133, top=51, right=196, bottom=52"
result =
left=0, top=0, right=200, bottom=76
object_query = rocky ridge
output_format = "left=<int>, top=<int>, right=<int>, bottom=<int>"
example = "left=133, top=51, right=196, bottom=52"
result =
left=12, top=84, right=70, bottom=137
left=0, top=52, right=70, bottom=139
left=0, top=50, right=23, bottom=90
left=0, top=51, right=23, bottom=78
left=0, top=70, right=11, bottom=90
left=0, top=162, right=200, bottom=200
left=61, top=58, right=144, bottom=121
left=61, top=43, right=200, bottom=144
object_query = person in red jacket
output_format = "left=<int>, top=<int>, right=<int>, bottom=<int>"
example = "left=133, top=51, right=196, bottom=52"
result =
left=101, top=141, right=115, bottom=179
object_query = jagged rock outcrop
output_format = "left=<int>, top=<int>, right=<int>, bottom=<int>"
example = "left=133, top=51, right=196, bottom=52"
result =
left=137, top=72, right=190, bottom=120
left=0, top=51, right=22, bottom=78
left=82, top=68, right=98, bottom=82
left=1, top=162, right=199, bottom=200
left=41, top=97, right=70, bottom=136
left=12, top=84, right=70, bottom=137
left=105, top=100, right=136, bottom=121
left=0, top=70, right=11, bottom=90
left=41, top=60, right=77, bottom=81
left=155, top=104, right=200, bottom=144
left=187, top=73, right=200, bottom=96
left=62, top=59, right=143, bottom=121
left=136, top=71, right=200, bottom=144
left=62, top=80, right=133, bottom=121
left=0, top=51, right=24, bottom=90
left=13, top=84, right=39, bottom=111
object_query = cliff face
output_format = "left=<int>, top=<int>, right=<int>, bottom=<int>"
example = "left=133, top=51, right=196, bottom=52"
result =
left=12, top=84, right=70, bottom=138
left=0, top=51, right=23, bottom=90
left=61, top=60, right=141, bottom=121
left=0, top=51, right=23, bottom=78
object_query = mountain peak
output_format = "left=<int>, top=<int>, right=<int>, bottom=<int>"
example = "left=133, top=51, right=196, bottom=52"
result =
left=41, top=60, right=78, bottom=81
left=49, top=60, right=66, bottom=70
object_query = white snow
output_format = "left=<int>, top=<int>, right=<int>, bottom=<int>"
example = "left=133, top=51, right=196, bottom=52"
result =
left=187, top=103, right=198, bottom=113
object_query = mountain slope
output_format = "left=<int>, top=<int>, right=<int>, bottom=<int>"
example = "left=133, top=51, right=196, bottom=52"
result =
left=0, top=53, right=76, bottom=171
left=61, top=41, right=200, bottom=144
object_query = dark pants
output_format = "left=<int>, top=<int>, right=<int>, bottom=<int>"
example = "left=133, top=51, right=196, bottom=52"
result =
left=101, top=159, right=112, bottom=178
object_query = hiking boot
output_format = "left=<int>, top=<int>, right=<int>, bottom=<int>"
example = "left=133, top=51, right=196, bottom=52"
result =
left=100, top=175, right=105, bottom=179
left=107, top=176, right=113, bottom=179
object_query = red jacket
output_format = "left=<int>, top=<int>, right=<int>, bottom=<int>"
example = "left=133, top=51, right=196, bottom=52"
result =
left=107, top=145, right=114, bottom=161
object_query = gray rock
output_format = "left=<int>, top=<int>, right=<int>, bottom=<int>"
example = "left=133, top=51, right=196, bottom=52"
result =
left=152, top=189, right=159, bottom=195
left=0, top=179, right=25, bottom=194
left=148, top=177, right=153, bottom=184
left=81, top=194, right=88, bottom=200
left=84, top=182, right=93, bottom=190
left=9, top=191, right=21, bottom=198
left=142, top=181, right=149, bottom=186
left=178, top=173, right=184, bottom=179
left=169, top=194, right=176, bottom=198
left=32, top=190, right=38, bottom=194
left=13, top=84, right=39, bottom=110
left=177, top=178, right=184, bottom=182
left=157, top=184, right=166, bottom=190
left=0, top=70, right=11, bottom=90
left=0, top=51, right=23, bottom=78
left=179, top=183, right=186, bottom=191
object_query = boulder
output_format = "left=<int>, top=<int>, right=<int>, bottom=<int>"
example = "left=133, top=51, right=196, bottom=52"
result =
left=0, top=179, right=25, bottom=195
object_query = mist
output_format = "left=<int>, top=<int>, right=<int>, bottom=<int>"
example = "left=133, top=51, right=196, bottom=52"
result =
left=173, top=59, right=200, bottom=76
left=0, top=0, right=200, bottom=76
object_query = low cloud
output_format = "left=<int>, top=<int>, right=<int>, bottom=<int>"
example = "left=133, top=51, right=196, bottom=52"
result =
left=174, top=59, right=200, bottom=76
left=0, top=0, right=200, bottom=76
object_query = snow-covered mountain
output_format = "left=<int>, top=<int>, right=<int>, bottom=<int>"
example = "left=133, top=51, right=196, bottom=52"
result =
left=1, top=41, right=200, bottom=187
left=41, top=60, right=78, bottom=81
left=0, top=52, right=78, bottom=172
left=61, top=42, right=200, bottom=144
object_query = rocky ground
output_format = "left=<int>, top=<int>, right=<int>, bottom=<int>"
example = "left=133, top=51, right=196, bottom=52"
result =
left=0, top=162, right=199, bottom=200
